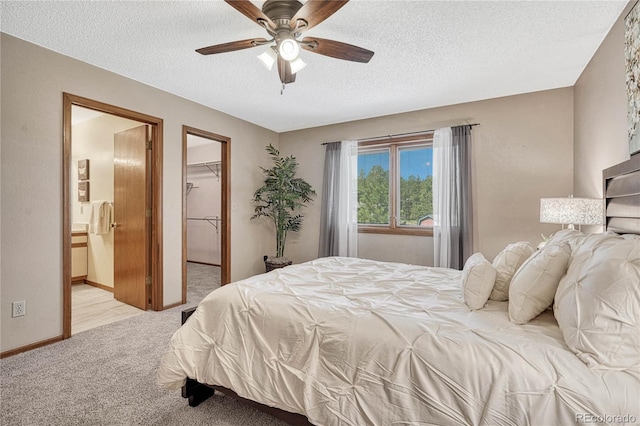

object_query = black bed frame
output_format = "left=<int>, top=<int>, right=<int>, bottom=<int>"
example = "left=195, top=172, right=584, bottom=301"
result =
left=180, top=155, right=640, bottom=426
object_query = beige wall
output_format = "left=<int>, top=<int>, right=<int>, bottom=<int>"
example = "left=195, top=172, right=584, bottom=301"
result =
left=574, top=2, right=633, bottom=199
left=0, top=34, right=277, bottom=352
left=279, top=88, right=574, bottom=266
left=358, top=234, right=435, bottom=267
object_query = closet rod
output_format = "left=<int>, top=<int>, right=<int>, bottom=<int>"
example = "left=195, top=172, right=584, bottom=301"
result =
left=187, top=161, right=220, bottom=180
left=187, top=217, right=220, bottom=232
left=187, top=161, right=221, bottom=166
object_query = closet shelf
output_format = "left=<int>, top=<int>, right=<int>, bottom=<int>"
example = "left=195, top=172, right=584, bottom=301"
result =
left=187, top=161, right=221, bottom=180
left=187, top=216, right=221, bottom=233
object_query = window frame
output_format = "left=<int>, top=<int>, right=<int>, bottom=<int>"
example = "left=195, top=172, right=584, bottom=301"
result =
left=357, top=133, right=434, bottom=237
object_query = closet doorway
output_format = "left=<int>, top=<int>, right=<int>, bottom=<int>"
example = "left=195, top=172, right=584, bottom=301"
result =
left=63, top=93, right=164, bottom=339
left=182, top=126, right=230, bottom=303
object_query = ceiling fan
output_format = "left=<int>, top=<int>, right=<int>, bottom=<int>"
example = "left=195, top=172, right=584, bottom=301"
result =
left=196, top=0, right=374, bottom=88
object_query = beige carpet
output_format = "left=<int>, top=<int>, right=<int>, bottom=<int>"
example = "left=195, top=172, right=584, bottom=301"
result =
left=0, top=264, right=288, bottom=425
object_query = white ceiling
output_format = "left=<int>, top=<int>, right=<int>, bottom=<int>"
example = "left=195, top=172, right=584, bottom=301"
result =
left=71, top=105, right=105, bottom=126
left=187, top=133, right=218, bottom=148
left=1, top=1, right=627, bottom=133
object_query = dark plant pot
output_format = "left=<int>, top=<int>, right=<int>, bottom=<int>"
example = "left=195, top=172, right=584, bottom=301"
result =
left=263, top=255, right=292, bottom=272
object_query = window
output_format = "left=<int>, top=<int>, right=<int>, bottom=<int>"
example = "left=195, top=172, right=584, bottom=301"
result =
left=357, top=149, right=389, bottom=225
left=357, top=134, right=433, bottom=236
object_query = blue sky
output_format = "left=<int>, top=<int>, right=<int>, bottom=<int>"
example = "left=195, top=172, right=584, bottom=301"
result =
left=358, top=147, right=433, bottom=179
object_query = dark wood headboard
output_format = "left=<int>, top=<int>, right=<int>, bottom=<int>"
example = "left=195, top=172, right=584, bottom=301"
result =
left=603, top=155, right=640, bottom=234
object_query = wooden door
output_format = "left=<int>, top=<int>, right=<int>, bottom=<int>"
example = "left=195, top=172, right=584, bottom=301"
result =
left=114, top=125, right=149, bottom=310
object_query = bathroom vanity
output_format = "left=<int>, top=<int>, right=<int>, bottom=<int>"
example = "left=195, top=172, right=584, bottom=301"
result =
left=71, top=229, right=88, bottom=283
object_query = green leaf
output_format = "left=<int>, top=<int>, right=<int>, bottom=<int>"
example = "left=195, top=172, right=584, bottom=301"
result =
left=251, top=144, right=316, bottom=258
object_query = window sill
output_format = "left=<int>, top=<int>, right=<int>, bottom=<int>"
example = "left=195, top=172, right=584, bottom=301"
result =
left=358, top=226, right=433, bottom=237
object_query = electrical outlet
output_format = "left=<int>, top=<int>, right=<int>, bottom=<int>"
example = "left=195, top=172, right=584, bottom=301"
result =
left=12, top=301, right=26, bottom=317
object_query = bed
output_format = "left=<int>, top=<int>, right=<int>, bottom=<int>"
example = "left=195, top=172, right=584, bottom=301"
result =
left=158, top=156, right=640, bottom=425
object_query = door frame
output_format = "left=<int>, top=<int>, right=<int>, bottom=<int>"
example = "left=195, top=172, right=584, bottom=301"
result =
left=62, top=93, right=164, bottom=339
left=182, top=126, right=231, bottom=302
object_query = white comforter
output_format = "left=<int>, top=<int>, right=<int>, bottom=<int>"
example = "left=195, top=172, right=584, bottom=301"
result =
left=157, top=257, right=639, bottom=425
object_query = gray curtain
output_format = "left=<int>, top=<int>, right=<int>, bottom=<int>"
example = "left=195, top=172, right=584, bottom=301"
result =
left=318, top=142, right=341, bottom=257
left=451, top=125, right=473, bottom=269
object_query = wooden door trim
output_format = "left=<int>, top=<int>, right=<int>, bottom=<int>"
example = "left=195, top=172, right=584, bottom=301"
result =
left=182, top=126, right=231, bottom=304
left=62, top=93, right=164, bottom=339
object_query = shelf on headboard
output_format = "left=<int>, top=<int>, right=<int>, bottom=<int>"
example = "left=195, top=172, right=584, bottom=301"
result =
left=603, top=155, right=640, bottom=234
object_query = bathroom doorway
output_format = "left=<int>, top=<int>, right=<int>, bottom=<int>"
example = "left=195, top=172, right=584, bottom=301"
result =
left=182, top=126, right=230, bottom=304
left=62, top=93, right=164, bottom=339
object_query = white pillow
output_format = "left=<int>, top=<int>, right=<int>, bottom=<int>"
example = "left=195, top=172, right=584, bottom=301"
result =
left=489, top=241, right=535, bottom=301
left=508, top=242, right=571, bottom=324
left=554, top=232, right=640, bottom=370
left=545, top=228, right=585, bottom=250
left=462, top=253, right=497, bottom=310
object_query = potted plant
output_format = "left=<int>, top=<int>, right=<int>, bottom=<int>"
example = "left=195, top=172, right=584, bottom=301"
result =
left=252, top=144, right=316, bottom=272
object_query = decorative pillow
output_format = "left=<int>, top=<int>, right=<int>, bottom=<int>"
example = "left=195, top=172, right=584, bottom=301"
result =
left=462, top=253, right=497, bottom=310
left=554, top=232, right=640, bottom=370
left=489, top=241, right=535, bottom=301
left=545, top=228, right=585, bottom=250
left=508, top=241, right=571, bottom=324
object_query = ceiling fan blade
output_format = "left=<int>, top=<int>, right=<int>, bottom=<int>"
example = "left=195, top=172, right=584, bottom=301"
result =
left=290, top=0, right=349, bottom=32
left=224, top=0, right=275, bottom=30
left=196, top=38, right=269, bottom=55
left=277, top=56, right=296, bottom=85
left=301, top=37, right=374, bottom=63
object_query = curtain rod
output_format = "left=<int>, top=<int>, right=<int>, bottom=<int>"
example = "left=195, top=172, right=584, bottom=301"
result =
left=321, top=123, right=479, bottom=145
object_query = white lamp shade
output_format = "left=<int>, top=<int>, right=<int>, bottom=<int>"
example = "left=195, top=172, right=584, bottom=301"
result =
left=278, top=38, right=300, bottom=61
left=289, top=56, right=306, bottom=74
left=257, top=48, right=277, bottom=71
left=540, top=197, right=603, bottom=226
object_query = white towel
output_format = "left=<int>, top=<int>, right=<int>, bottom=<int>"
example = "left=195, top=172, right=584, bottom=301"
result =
left=89, top=200, right=111, bottom=235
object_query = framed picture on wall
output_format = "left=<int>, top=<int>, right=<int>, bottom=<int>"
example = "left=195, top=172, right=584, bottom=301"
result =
left=78, top=159, right=90, bottom=180
left=626, top=1, right=640, bottom=155
left=78, top=181, right=90, bottom=202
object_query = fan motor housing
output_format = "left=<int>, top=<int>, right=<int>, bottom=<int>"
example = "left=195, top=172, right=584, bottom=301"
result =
left=262, top=0, right=303, bottom=25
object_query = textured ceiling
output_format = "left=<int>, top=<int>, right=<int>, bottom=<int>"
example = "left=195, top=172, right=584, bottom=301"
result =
left=1, top=1, right=627, bottom=133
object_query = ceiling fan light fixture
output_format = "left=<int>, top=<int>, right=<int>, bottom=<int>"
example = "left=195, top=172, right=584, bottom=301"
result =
left=198, top=0, right=375, bottom=87
left=289, top=56, right=306, bottom=74
left=278, top=38, right=300, bottom=61
left=257, top=47, right=277, bottom=70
